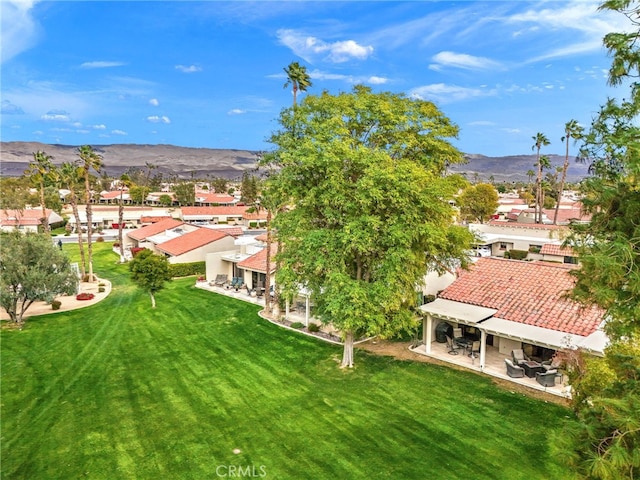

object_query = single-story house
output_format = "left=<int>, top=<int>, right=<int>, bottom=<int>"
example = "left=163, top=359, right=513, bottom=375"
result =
left=0, top=208, right=64, bottom=232
left=126, top=218, right=185, bottom=249
left=154, top=228, right=237, bottom=264
left=418, top=258, right=607, bottom=380
left=181, top=206, right=249, bottom=226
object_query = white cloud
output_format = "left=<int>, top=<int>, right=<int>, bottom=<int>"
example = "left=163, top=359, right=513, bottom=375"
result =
left=80, top=61, right=125, bottom=69
left=175, top=64, right=202, bottom=73
left=367, top=76, right=388, bottom=85
left=92, top=124, right=106, bottom=130
left=1, top=0, right=40, bottom=64
left=429, top=51, right=502, bottom=71
left=501, top=128, right=521, bottom=134
left=146, top=115, right=171, bottom=124
left=227, top=109, right=246, bottom=115
left=111, top=129, right=127, bottom=135
left=409, top=83, right=496, bottom=104
left=149, top=98, right=159, bottom=106
left=41, top=110, right=71, bottom=122
left=468, top=121, right=496, bottom=126
left=277, top=29, right=373, bottom=63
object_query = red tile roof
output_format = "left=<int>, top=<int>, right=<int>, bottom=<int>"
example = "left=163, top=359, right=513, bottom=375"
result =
left=140, top=215, right=172, bottom=224
left=100, top=190, right=128, bottom=200
left=156, top=228, right=229, bottom=256
left=0, top=209, right=54, bottom=226
left=128, top=218, right=184, bottom=241
left=181, top=206, right=248, bottom=217
left=237, top=245, right=277, bottom=273
left=540, top=244, right=575, bottom=257
left=196, top=192, right=236, bottom=204
left=440, top=257, right=604, bottom=336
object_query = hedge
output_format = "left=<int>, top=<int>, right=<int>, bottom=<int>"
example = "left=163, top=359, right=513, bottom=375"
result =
left=169, top=261, right=206, bottom=278
left=505, top=249, right=528, bottom=260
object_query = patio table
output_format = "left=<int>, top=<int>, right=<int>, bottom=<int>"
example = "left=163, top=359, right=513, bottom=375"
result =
left=522, top=360, right=545, bottom=378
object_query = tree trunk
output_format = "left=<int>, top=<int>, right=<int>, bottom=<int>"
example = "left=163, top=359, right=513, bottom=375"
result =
left=554, top=139, right=570, bottom=225
left=118, top=196, right=125, bottom=261
left=150, top=292, right=156, bottom=308
left=40, top=179, right=50, bottom=235
left=71, top=200, right=87, bottom=278
left=535, top=153, right=543, bottom=224
left=86, top=201, right=94, bottom=281
left=341, top=330, right=354, bottom=368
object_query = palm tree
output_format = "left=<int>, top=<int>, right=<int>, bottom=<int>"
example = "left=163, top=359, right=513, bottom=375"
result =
left=532, top=133, right=550, bottom=224
left=553, top=120, right=584, bottom=224
left=78, top=145, right=103, bottom=281
left=25, top=150, right=54, bottom=234
left=58, top=161, right=87, bottom=278
left=117, top=174, right=132, bottom=262
left=283, top=61, right=312, bottom=107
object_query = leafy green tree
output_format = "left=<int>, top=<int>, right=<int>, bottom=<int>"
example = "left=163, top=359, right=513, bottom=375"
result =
left=25, top=150, right=54, bottom=234
left=129, top=249, right=171, bottom=308
left=554, top=120, right=584, bottom=224
left=78, top=145, right=103, bottom=281
left=532, top=133, right=551, bottom=224
left=174, top=182, right=195, bottom=206
left=210, top=176, right=228, bottom=193
left=129, top=185, right=150, bottom=205
left=0, top=231, right=79, bottom=326
left=559, top=2, right=640, bottom=478
left=159, top=194, right=173, bottom=207
left=457, top=183, right=499, bottom=224
left=283, top=61, right=312, bottom=106
left=263, top=85, right=474, bottom=367
left=240, top=171, right=260, bottom=206
left=0, top=177, right=30, bottom=211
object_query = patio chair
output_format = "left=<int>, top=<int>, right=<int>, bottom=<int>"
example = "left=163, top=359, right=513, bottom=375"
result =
left=505, top=358, right=525, bottom=378
left=213, top=274, right=228, bottom=286
left=446, top=336, right=460, bottom=355
left=468, top=340, right=480, bottom=358
left=536, top=370, right=560, bottom=387
left=511, top=349, right=530, bottom=365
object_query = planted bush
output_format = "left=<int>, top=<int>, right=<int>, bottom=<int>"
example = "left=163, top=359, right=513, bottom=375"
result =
left=168, top=261, right=206, bottom=278
left=290, top=322, right=304, bottom=329
left=307, top=323, right=321, bottom=333
left=51, top=300, right=62, bottom=310
left=98, top=287, right=105, bottom=293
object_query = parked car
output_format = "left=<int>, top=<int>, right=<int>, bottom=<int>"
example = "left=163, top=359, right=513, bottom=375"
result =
left=473, top=245, right=492, bottom=257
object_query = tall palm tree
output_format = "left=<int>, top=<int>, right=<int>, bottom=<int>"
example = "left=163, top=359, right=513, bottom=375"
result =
left=532, top=133, right=550, bottom=224
left=25, top=150, right=54, bottom=234
left=57, top=161, right=87, bottom=278
left=117, top=174, right=132, bottom=261
left=78, top=145, right=103, bottom=281
left=553, top=120, right=584, bottom=224
left=283, top=61, right=312, bottom=107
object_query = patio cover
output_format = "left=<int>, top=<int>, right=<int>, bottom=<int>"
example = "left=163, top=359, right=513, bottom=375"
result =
left=481, top=317, right=607, bottom=355
left=418, top=298, right=497, bottom=325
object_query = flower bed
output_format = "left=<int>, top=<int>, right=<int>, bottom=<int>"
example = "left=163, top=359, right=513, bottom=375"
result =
left=76, top=293, right=95, bottom=301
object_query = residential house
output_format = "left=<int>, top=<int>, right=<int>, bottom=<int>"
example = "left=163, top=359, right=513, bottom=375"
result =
left=181, top=206, right=250, bottom=227
left=0, top=208, right=64, bottom=232
left=126, top=217, right=185, bottom=249
left=469, top=222, right=566, bottom=258
left=195, top=192, right=236, bottom=206
left=539, top=243, right=578, bottom=264
left=418, top=258, right=607, bottom=390
left=154, top=228, right=237, bottom=264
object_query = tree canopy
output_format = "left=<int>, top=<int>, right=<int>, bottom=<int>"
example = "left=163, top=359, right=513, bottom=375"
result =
left=0, top=231, right=79, bottom=325
left=128, top=249, right=172, bottom=308
left=457, top=183, right=499, bottom=224
left=263, top=85, right=474, bottom=367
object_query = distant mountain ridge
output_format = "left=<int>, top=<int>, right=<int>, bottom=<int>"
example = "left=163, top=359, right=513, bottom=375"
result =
left=0, top=142, right=590, bottom=182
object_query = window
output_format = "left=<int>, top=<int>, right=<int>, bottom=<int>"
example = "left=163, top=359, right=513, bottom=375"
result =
left=499, top=242, right=507, bottom=250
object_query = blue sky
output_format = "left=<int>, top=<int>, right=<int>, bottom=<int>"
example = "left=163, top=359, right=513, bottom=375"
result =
left=0, top=1, right=629, bottom=157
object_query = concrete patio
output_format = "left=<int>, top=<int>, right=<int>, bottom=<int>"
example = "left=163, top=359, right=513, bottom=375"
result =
left=410, top=340, right=571, bottom=398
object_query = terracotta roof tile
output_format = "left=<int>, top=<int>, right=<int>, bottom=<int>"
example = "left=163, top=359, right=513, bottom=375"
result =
left=440, top=257, right=604, bottom=336
left=156, top=228, right=229, bottom=256
left=237, top=245, right=277, bottom=273
left=540, top=244, right=575, bottom=257
left=181, top=206, right=248, bottom=217
left=128, top=218, right=184, bottom=241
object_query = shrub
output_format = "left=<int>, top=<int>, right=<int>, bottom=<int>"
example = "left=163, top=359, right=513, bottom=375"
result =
left=131, top=247, right=146, bottom=257
left=51, top=300, right=62, bottom=310
left=98, top=282, right=105, bottom=287
left=168, top=262, right=206, bottom=278
left=307, top=323, right=321, bottom=333
left=506, top=249, right=528, bottom=260
left=76, top=293, right=95, bottom=301
left=113, top=242, right=120, bottom=248
left=98, top=287, right=105, bottom=293
left=249, top=221, right=258, bottom=228
left=290, top=322, right=304, bottom=329
left=96, top=236, right=104, bottom=242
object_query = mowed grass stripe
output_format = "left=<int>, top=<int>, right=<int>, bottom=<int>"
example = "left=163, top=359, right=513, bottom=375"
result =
left=1, top=243, right=576, bottom=479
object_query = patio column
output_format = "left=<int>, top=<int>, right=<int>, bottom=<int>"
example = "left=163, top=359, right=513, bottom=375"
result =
left=425, top=314, right=433, bottom=354
left=305, top=297, right=310, bottom=327
left=285, top=298, right=290, bottom=319
left=479, top=329, right=487, bottom=371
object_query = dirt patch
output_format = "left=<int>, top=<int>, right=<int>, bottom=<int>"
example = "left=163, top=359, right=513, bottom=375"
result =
left=356, top=339, right=571, bottom=407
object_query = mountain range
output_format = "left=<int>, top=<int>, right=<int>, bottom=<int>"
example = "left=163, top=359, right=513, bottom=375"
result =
left=0, top=142, right=591, bottom=183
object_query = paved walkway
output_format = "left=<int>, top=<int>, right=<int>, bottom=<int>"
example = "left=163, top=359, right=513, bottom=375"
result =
left=0, top=278, right=112, bottom=322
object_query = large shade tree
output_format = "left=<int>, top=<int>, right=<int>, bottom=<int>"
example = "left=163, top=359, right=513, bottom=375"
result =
left=0, top=231, right=79, bottom=326
left=262, top=85, right=474, bottom=367
left=283, top=61, right=312, bottom=107
left=129, top=249, right=172, bottom=308
left=457, top=183, right=499, bottom=224
left=556, top=1, right=640, bottom=478
left=78, top=145, right=103, bottom=281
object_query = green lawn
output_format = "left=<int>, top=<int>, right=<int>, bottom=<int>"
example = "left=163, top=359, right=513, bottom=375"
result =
left=1, top=243, right=576, bottom=479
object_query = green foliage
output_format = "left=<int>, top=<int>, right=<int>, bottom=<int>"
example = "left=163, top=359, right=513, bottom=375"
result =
left=128, top=249, right=171, bottom=307
left=51, top=300, right=62, bottom=310
left=290, top=321, right=304, bottom=329
left=457, top=183, right=499, bottom=223
left=263, top=85, right=474, bottom=366
left=174, top=182, right=195, bottom=206
left=240, top=171, right=260, bottom=205
left=129, top=185, right=150, bottom=204
left=168, top=261, right=205, bottom=278
left=504, top=249, right=528, bottom=260
left=0, top=231, right=79, bottom=324
left=210, top=176, right=228, bottom=193
left=307, top=322, right=321, bottom=333
left=158, top=194, right=173, bottom=207
left=283, top=60, right=312, bottom=106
